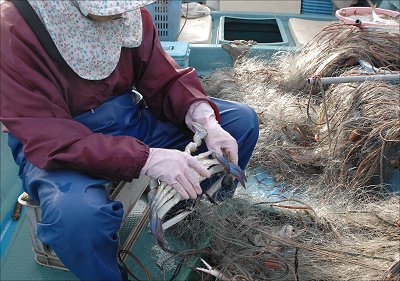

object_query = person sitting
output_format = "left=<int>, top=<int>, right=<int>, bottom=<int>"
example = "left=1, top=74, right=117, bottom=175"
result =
left=0, top=0, right=259, bottom=279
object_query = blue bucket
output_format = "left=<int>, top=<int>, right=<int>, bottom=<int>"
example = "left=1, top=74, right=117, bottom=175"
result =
left=146, top=0, right=182, bottom=41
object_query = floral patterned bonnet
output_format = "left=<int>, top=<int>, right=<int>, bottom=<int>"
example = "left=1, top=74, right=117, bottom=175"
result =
left=27, top=0, right=154, bottom=80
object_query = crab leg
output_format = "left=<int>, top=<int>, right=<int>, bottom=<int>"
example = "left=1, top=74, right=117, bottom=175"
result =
left=157, top=193, right=182, bottom=219
left=196, top=258, right=230, bottom=281
left=162, top=210, right=194, bottom=230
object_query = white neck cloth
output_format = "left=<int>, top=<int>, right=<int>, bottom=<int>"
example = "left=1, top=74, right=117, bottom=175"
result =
left=28, top=1, right=154, bottom=80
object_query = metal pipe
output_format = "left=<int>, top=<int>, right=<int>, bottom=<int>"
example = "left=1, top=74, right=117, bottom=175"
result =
left=307, top=74, right=400, bottom=85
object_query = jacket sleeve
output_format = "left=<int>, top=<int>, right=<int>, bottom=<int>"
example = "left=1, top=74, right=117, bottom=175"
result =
left=0, top=3, right=148, bottom=182
left=132, top=8, right=220, bottom=128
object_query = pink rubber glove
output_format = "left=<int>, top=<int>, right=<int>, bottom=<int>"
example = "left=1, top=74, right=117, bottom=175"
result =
left=185, top=102, right=239, bottom=165
left=140, top=148, right=211, bottom=199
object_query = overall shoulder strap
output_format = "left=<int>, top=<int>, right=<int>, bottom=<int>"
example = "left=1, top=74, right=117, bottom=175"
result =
left=11, top=0, right=72, bottom=72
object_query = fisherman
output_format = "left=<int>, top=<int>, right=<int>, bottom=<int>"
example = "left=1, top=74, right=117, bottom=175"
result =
left=0, top=0, right=259, bottom=279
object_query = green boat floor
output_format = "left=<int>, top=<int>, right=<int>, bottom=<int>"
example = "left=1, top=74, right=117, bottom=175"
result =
left=1, top=214, right=78, bottom=281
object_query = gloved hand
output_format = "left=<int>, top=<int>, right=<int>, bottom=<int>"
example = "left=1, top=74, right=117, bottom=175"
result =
left=185, top=102, right=239, bottom=165
left=140, top=148, right=211, bottom=199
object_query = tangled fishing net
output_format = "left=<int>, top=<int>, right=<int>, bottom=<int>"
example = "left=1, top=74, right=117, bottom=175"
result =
left=157, top=24, right=400, bottom=281
left=168, top=194, right=399, bottom=281
left=202, top=23, right=400, bottom=193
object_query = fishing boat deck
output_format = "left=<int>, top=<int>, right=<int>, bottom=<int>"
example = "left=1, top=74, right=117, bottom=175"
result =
left=1, top=4, right=399, bottom=280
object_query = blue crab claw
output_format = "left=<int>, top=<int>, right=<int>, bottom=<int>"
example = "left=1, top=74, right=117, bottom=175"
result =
left=149, top=211, right=167, bottom=251
left=212, top=152, right=247, bottom=188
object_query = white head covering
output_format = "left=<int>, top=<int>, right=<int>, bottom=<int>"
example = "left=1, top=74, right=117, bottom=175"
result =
left=27, top=0, right=154, bottom=80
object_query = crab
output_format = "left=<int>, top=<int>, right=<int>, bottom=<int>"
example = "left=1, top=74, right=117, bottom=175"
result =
left=147, top=122, right=246, bottom=251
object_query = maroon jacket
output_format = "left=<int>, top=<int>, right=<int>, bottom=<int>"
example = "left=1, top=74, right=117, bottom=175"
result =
left=0, top=2, right=218, bottom=182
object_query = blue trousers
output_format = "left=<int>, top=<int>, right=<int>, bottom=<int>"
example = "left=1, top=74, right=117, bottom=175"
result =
left=8, top=91, right=259, bottom=280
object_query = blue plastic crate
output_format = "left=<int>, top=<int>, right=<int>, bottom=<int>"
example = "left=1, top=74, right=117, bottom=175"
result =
left=146, top=0, right=182, bottom=41
left=302, top=0, right=334, bottom=15
left=161, top=41, right=190, bottom=68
